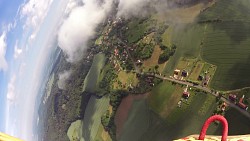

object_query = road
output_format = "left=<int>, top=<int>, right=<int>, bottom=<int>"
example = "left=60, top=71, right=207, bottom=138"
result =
left=117, top=37, right=250, bottom=119
left=151, top=73, right=250, bottom=119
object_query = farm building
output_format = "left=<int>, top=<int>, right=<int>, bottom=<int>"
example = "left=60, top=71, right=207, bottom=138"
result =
left=174, top=69, right=180, bottom=75
left=198, top=75, right=204, bottom=81
left=229, top=94, right=237, bottom=102
left=203, top=76, right=210, bottom=86
left=182, top=85, right=190, bottom=99
left=237, top=95, right=248, bottom=110
left=183, top=92, right=190, bottom=99
left=181, top=70, right=188, bottom=77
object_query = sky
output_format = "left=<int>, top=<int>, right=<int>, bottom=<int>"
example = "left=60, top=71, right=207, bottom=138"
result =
left=0, top=0, right=155, bottom=140
left=0, top=0, right=71, bottom=140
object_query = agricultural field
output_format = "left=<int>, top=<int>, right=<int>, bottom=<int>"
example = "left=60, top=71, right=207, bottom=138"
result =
left=201, top=22, right=250, bottom=90
left=67, top=120, right=84, bottom=141
left=162, top=24, right=205, bottom=75
left=82, top=96, right=110, bottom=141
left=119, top=81, right=221, bottom=141
left=198, top=0, right=250, bottom=21
left=215, top=108, right=250, bottom=135
left=148, top=81, right=177, bottom=114
left=94, top=124, right=112, bottom=141
left=82, top=53, right=106, bottom=93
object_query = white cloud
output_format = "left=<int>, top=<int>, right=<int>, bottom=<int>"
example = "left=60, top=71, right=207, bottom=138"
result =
left=7, top=75, right=16, bottom=102
left=58, top=0, right=113, bottom=62
left=117, top=0, right=151, bottom=18
left=0, top=32, right=8, bottom=71
left=57, top=70, right=72, bottom=89
left=21, top=0, right=53, bottom=28
left=14, top=41, right=23, bottom=59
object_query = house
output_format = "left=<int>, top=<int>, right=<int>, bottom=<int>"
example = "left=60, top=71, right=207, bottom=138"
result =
left=203, top=76, right=210, bottom=86
left=181, top=70, right=188, bottom=77
left=238, top=95, right=248, bottom=110
left=198, top=75, right=204, bottom=81
left=183, top=92, right=190, bottom=99
left=174, top=69, right=180, bottom=75
left=182, top=85, right=190, bottom=99
left=221, top=102, right=227, bottom=112
left=229, top=94, right=237, bottom=102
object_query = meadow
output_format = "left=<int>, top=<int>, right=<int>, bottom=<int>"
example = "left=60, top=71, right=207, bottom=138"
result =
left=201, top=22, right=250, bottom=90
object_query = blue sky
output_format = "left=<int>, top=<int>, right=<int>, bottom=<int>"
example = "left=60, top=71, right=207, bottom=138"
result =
left=0, top=0, right=24, bottom=131
left=0, top=0, right=71, bottom=140
left=0, top=0, right=122, bottom=140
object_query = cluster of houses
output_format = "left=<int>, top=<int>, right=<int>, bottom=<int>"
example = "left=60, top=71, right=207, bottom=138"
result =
left=198, top=72, right=211, bottom=86
left=173, top=69, right=189, bottom=80
left=229, top=94, right=249, bottom=110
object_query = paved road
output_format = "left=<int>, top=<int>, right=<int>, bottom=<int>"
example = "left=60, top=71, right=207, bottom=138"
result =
left=145, top=72, right=250, bottom=119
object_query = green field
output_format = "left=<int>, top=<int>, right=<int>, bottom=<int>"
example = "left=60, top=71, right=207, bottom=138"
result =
left=119, top=82, right=221, bottom=141
left=215, top=108, right=250, bottom=135
left=201, top=22, right=250, bottom=90
left=148, top=81, right=177, bottom=114
left=67, top=120, right=84, bottom=141
left=125, top=19, right=150, bottom=43
left=83, top=96, right=110, bottom=141
left=67, top=53, right=108, bottom=141
left=199, top=0, right=250, bottom=21
left=162, top=24, right=205, bottom=75
left=83, top=53, right=106, bottom=92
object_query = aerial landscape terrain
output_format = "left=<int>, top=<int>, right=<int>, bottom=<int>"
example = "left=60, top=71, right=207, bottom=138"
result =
left=0, top=0, right=250, bottom=141
left=39, top=0, right=250, bottom=141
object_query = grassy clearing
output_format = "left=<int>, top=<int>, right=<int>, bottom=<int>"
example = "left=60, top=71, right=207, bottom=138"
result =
left=201, top=22, right=250, bottom=90
left=114, top=71, right=138, bottom=90
left=162, top=24, right=205, bottom=75
left=142, top=45, right=166, bottom=73
left=140, top=33, right=155, bottom=44
left=95, top=35, right=103, bottom=45
left=161, top=27, right=173, bottom=47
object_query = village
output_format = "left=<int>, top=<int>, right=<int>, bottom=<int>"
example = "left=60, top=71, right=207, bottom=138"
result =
left=93, top=15, right=249, bottom=116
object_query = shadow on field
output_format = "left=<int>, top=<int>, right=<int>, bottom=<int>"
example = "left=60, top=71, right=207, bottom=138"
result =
left=214, top=108, right=250, bottom=135
left=212, top=21, right=250, bottom=44
left=119, top=98, right=219, bottom=141
left=228, top=56, right=250, bottom=90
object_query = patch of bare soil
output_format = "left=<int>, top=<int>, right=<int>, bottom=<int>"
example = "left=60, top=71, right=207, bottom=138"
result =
left=115, top=93, right=149, bottom=139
